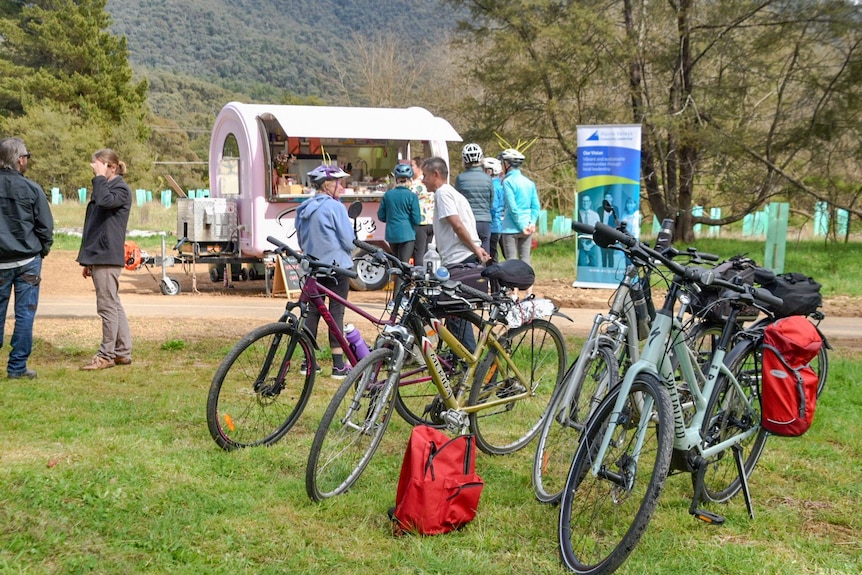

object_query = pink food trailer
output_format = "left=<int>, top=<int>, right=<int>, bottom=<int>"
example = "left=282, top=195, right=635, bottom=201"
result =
left=204, top=101, right=461, bottom=290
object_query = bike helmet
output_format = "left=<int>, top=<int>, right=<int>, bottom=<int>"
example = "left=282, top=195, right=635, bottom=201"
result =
left=498, top=148, right=525, bottom=167
left=307, top=163, right=350, bottom=186
left=482, top=157, right=502, bottom=176
left=392, top=163, right=414, bottom=180
left=461, top=143, right=484, bottom=165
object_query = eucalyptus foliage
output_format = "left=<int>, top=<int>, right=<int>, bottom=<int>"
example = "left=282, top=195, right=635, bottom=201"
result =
left=447, top=0, right=862, bottom=240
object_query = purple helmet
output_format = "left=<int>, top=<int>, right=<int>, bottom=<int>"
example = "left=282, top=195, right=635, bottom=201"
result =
left=307, top=163, right=350, bottom=185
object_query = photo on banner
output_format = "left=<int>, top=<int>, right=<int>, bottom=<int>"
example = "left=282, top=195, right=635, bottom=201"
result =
left=574, top=125, right=642, bottom=288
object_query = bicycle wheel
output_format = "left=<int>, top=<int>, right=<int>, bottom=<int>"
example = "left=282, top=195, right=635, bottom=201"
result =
left=393, top=313, right=483, bottom=428
left=533, top=343, right=617, bottom=504
left=559, top=373, right=674, bottom=574
left=470, top=319, right=566, bottom=455
left=206, top=322, right=314, bottom=450
left=694, top=337, right=768, bottom=504
left=306, top=347, right=397, bottom=501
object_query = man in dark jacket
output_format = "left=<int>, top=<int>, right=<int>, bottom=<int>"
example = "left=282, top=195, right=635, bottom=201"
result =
left=0, top=137, right=54, bottom=379
left=454, top=143, right=494, bottom=254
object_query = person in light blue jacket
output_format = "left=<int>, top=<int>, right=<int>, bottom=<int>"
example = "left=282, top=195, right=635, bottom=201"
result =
left=483, top=157, right=506, bottom=262
left=294, top=163, right=354, bottom=379
left=499, top=149, right=539, bottom=267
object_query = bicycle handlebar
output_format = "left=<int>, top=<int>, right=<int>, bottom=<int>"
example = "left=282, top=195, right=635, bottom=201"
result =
left=581, top=222, right=783, bottom=310
left=451, top=281, right=494, bottom=303
left=266, top=236, right=359, bottom=279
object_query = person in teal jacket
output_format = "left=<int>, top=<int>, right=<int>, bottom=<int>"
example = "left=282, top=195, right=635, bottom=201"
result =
left=378, top=163, right=421, bottom=299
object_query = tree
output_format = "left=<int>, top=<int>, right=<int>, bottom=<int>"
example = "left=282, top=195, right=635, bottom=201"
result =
left=447, top=0, right=862, bottom=240
left=0, top=0, right=154, bottom=193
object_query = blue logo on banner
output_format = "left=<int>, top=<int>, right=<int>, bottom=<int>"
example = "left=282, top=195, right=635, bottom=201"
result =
left=587, top=131, right=600, bottom=141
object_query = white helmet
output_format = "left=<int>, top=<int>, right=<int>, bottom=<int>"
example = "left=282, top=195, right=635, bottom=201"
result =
left=498, top=148, right=525, bottom=167
left=482, top=157, right=502, bottom=176
left=461, top=143, right=484, bottom=165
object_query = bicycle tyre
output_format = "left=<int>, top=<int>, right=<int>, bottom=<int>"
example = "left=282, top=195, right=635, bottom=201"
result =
left=533, top=343, right=617, bottom=504
left=393, top=313, right=483, bottom=428
left=470, top=319, right=567, bottom=455
left=305, top=347, right=397, bottom=501
left=694, top=337, right=768, bottom=503
left=558, top=373, right=674, bottom=574
left=206, top=322, right=314, bottom=450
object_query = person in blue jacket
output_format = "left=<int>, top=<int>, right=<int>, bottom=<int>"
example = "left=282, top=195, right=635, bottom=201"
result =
left=499, top=149, right=540, bottom=296
left=295, top=163, right=354, bottom=379
left=483, top=157, right=505, bottom=262
left=378, top=163, right=421, bottom=304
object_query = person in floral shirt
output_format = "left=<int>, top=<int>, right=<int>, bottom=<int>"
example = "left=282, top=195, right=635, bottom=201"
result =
left=410, top=156, right=435, bottom=266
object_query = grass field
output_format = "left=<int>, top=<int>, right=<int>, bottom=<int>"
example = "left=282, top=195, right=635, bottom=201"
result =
left=1, top=332, right=860, bottom=574
left=4, top=199, right=858, bottom=573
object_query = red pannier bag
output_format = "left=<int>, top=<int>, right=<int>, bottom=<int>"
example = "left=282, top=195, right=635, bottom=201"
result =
left=761, top=316, right=822, bottom=436
left=390, top=426, right=484, bottom=536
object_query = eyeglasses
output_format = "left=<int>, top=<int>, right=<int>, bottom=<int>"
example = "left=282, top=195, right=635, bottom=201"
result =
left=20, top=153, right=31, bottom=159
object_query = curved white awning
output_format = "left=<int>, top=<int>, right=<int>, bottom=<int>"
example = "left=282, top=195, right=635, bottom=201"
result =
left=233, top=103, right=461, bottom=142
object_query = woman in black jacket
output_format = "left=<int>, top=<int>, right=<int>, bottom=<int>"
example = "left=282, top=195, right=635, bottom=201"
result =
left=77, top=149, right=133, bottom=370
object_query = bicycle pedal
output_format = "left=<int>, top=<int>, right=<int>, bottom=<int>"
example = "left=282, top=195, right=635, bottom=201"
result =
left=691, top=508, right=726, bottom=525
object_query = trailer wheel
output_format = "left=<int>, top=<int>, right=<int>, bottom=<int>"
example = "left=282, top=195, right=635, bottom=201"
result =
left=209, top=267, right=220, bottom=282
left=248, top=268, right=259, bottom=281
left=161, top=278, right=181, bottom=296
left=350, top=252, right=389, bottom=291
left=239, top=268, right=248, bottom=281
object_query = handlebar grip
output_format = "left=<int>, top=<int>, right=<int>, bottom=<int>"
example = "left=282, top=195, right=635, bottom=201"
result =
left=753, top=287, right=783, bottom=309
left=699, top=252, right=720, bottom=262
left=572, top=221, right=594, bottom=235
left=352, top=238, right=379, bottom=255
left=334, top=265, right=359, bottom=279
left=267, top=235, right=302, bottom=260
left=593, top=221, right=637, bottom=248
left=457, top=283, right=494, bottom=303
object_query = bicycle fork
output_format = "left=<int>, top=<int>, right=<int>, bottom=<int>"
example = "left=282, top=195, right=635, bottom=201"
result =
left=342, top=326, right=412, bottom=433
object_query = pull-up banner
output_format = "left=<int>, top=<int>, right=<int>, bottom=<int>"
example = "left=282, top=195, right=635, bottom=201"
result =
left=574, top=124, right=642, bottom=288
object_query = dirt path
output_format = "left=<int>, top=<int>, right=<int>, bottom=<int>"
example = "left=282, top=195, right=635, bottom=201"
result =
left=31, top=251, right=862, bottom=351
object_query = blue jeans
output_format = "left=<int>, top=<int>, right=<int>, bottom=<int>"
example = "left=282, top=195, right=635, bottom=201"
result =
left=0, top=256, right=42, bottom=376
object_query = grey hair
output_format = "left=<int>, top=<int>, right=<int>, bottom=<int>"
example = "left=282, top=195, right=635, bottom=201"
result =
left=421, top=156, right=449, bottom=180
left=0, top=137, right=27, bottom=170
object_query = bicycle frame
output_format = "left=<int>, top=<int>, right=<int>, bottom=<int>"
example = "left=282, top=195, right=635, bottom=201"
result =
left=554, top=265, right=641, bottom=424
left=279, top=271, right=397, bottom=368
left=590, top=278, right=758, bottom=477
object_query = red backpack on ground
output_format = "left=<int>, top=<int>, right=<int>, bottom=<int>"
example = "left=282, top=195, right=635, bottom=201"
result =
left=390, top=426, right=484, bottom=536
left=761, top=316, right=822, bottom=436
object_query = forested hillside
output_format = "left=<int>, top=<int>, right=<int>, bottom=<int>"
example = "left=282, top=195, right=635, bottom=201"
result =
left=106, top=0, right=451, bottom=112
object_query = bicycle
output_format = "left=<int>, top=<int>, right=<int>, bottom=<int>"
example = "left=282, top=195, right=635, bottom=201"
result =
left=533, top=229, right=723, bottom=504
left=206, top=235, right=405, bottom=450
left=557, top=221, right=785, bottom=575
left=305, top=242, right=567, bottom=501
left=206, top=231, right=491, bottom=450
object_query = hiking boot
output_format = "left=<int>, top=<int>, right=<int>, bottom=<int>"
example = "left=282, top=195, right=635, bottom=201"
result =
left=8, top=369, right=37, bottom=379
left=300, top=361, right=321, bottom=376
left=331, top=365, right=351, bottom=380
left=114, top=356, right=132, bottom=366
left=81, top=355, right=115, bottom=371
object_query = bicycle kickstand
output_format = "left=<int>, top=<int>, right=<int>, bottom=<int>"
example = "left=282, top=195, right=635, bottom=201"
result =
left=732, top=443, right=755, bottom=520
